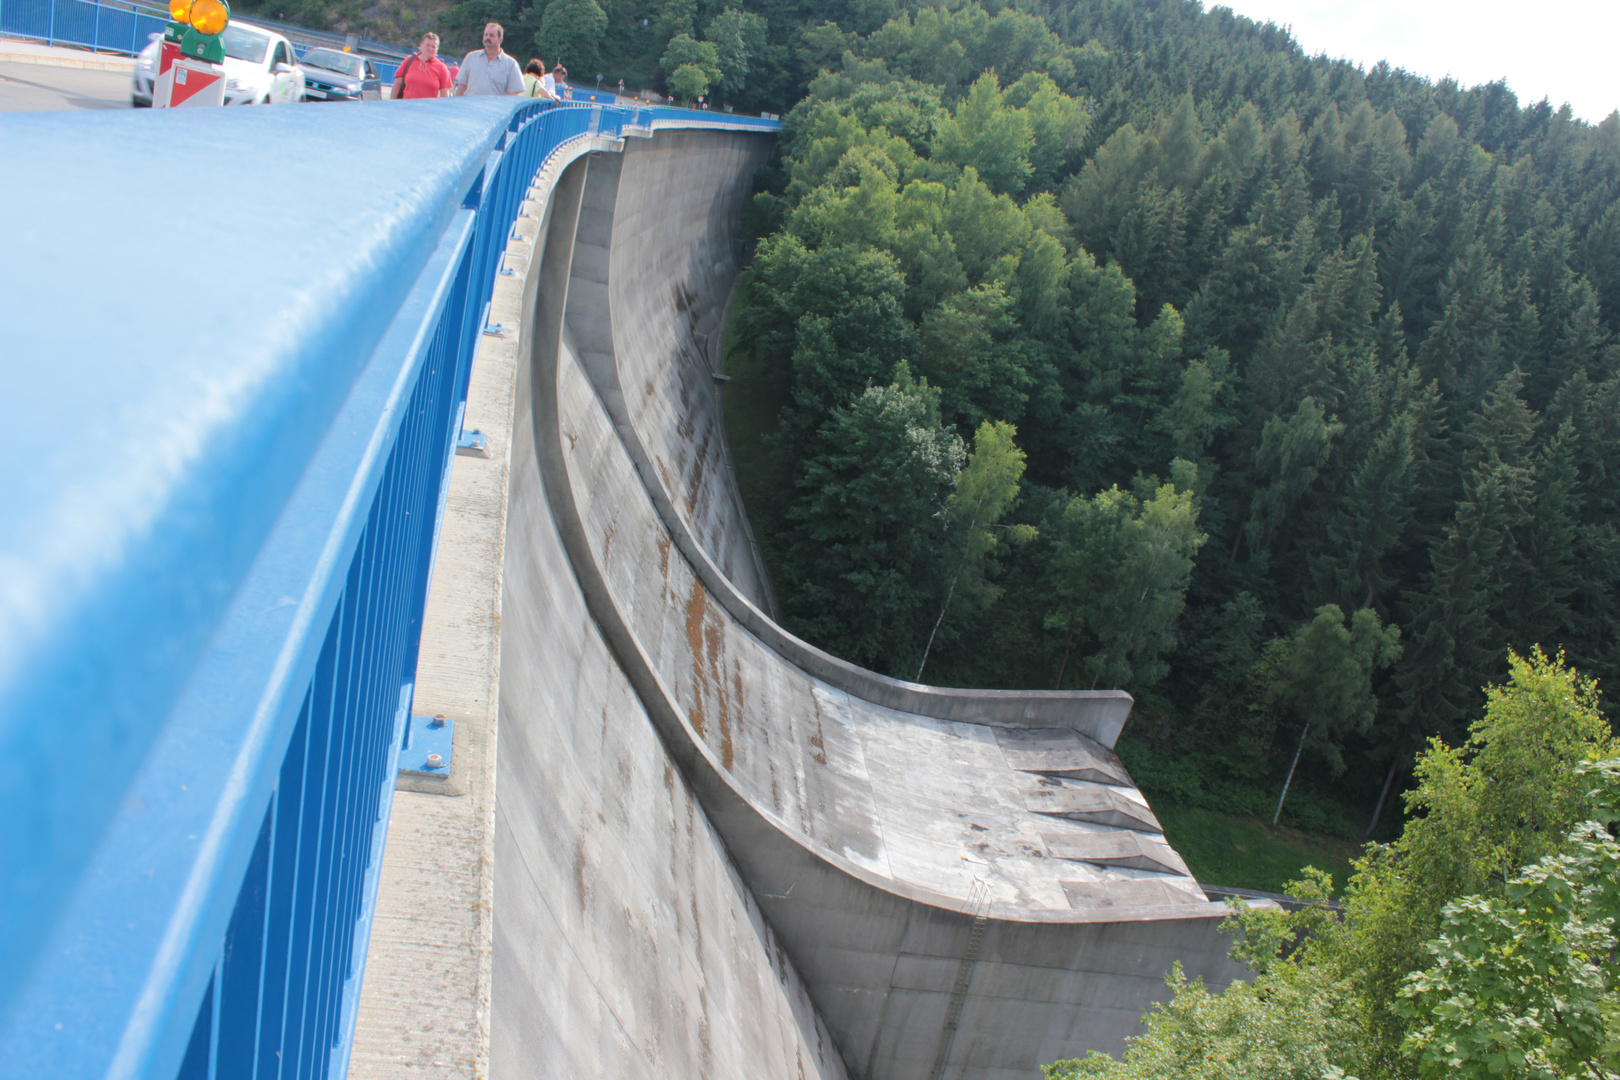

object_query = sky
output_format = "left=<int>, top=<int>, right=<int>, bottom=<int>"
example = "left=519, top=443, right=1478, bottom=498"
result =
left=1211, top=0, right=1619, bottom=124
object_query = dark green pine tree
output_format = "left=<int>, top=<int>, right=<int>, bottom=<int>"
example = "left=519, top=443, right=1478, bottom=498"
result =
left=1309, top=411, right=1419, bottom=613
left=1415, top=242, right=1510, bottom=405
left=1394, top=468, right=1512, bottom=745
left=1497, top=420, right=1580, bottom=655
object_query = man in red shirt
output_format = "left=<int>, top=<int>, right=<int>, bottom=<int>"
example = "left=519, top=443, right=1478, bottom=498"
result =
left=391, top=32, right=452, bottom=99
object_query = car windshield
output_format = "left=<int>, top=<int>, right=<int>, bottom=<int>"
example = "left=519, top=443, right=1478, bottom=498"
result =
left=221, top=26, right=269, bottom=64
left=301, top=49, right=362, bottom=77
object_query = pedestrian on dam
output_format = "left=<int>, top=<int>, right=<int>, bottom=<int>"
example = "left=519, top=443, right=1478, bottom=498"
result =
left=391, top=32, right=453, bottom=100
left=617, top=77, right=625, bottom=97
left=523, top=58, right=557, bottom=99
left=455, top=22, right=524, bottom=96
left=543, top=64, right=568, bottom=100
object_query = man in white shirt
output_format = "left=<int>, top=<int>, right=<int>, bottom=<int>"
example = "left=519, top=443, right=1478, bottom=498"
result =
left=454, top=22, right=523, bottom=96
left=540, top=64, right=567, bottom=101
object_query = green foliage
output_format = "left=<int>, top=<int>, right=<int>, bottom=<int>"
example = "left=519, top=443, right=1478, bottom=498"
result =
left=1046, top=465, right=1207, bottom=691
left=1398, top=814, right=1620, bottom=1080
left=779, top=362, right=964, bottom=675
left=704, top=8, right=765, bottom=99
left=1049, top=654, right=1620, bottom=1080
left=915, top=420, right=1035, bottom=679
left=932, top=74, right=1034, bottom=196
left=1333, top=649, right=1619, bottom=1068
left=666, top=63, right=710, bottom=102
left=660, top=32, right=720, bottom=89
left=1270, top=605, right=1403, bottom=775
left=535, top=0, right=605, bottom=72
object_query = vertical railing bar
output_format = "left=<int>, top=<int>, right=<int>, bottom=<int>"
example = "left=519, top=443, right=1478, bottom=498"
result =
left=304, top=569, right=362, bottom=1071
left=249, top=787, right=280, bottom=1080
left=286, top=618, right=340, bottom=1079
left=261, top=698, right=312, bottom=1080
left=331, top=541, right=377, bottom=1008
left=206, top=954, right=222, bottom=1080
left=296, top=590, right=350, bottom=1079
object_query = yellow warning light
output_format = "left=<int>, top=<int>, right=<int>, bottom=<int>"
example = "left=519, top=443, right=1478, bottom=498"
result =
left=189, top=0, right=227, bottom=34
left=169, top=0, right=192, bottom=23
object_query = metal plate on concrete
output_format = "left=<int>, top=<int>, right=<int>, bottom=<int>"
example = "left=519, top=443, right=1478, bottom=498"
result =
left=398, top=712, right=454, bottom=776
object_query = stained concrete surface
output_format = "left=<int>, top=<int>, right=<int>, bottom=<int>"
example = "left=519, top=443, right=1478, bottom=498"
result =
left=358, top=121, right=1250, bottom=1080
left=522, top=131, right=1249, bottom=1078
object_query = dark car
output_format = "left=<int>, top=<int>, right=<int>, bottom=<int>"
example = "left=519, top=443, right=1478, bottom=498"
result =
left=299, top=47, right=382, bottom=101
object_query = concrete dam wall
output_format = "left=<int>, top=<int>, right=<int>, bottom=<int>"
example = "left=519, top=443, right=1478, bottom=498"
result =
left=356, top=124, right=1248, bottom=1080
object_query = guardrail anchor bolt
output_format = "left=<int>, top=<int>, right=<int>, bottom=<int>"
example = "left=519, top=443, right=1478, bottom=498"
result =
left=425, top=754, right=443, bottom=768
left=431, top=714, right=447, bottom=727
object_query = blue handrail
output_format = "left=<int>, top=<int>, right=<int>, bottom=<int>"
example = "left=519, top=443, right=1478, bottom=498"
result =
left=0, top=0, right=409, bottom=62
left=0, top=0, right=166, bottom=57
left=0, top=98, right=776, bottom=1080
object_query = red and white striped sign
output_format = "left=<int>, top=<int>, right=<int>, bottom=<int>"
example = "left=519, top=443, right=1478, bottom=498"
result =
left=155, top=57, right=225, bottom=108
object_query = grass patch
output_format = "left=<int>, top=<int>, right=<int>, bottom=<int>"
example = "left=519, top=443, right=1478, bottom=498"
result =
left=1153, top=802, right=1362, bottom=896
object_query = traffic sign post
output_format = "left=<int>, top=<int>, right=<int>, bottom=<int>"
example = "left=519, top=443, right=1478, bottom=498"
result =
left=153, top=0, right=230, bottom=107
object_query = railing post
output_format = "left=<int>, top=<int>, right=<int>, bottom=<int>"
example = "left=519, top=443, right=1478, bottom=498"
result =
left=47, top=0, right=56, bottom=47
left=92, top=0, right=101, bottom=52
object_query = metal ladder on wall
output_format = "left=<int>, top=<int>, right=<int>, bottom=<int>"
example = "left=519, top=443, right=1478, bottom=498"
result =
left=928, top=878, right=993, bottom=1080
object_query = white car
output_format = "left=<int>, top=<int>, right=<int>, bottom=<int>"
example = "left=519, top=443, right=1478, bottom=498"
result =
left=132, top=22, right=305, bottom=106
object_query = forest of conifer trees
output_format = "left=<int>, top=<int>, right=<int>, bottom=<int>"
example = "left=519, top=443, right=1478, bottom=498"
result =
left=704, top=0, right=1620, bottom=840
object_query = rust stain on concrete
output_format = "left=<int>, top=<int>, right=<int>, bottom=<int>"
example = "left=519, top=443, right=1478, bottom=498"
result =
left=809, top=696, right=828, bottom=766
left=684, top=577, right=708, bottom=739
left=708, top=614, right=732, bottom=770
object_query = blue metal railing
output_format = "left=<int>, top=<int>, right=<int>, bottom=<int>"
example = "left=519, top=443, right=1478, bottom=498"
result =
left=0, top=0, right=166, bottom=57
left=0, top=0, right=408, bottom=63
left=0, top=98, right=777, bottom=1080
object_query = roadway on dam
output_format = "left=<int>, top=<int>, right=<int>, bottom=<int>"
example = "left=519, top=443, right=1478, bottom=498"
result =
left=356, top=118, right=1249, bottom=1080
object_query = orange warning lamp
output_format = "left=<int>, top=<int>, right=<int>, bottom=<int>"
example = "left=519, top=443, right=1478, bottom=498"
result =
left=168, top=0, right=192, bottom=23
left=189, top=0, right=227, bottom=36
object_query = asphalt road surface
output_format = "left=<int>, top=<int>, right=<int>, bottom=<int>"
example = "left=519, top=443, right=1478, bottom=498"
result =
left=0, top=61, right=132, bottom=112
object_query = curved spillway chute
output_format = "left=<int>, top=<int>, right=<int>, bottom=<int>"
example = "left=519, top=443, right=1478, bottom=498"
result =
left=501, top=131, right=1249, bottom=1078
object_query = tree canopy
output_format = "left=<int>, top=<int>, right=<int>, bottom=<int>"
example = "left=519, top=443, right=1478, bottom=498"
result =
left=1047, top=650, right=1620, bottom=1080
left=713, top=0, right=1620, bottom=839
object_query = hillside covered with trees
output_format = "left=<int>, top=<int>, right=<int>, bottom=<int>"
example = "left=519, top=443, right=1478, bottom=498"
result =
left=700, top=0, right=1620, bottom=844
left=269, top=0, right=1620, bottom=847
